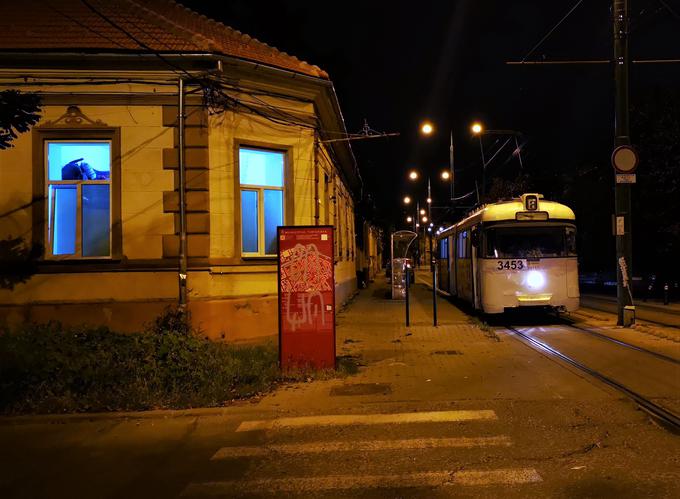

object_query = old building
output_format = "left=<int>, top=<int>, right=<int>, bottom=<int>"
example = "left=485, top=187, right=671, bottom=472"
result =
left=0, top=0, right=361, bottom=342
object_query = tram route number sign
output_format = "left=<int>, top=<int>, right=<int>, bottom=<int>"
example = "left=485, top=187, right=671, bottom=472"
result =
left=277, top=226, right=335, bottom=370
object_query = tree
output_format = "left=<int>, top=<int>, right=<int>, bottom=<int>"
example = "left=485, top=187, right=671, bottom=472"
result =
left=0, top=90, right=42, bottom=150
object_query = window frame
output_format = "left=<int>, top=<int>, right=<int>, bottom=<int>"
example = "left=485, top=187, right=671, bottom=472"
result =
left=33, top=128, right=122, bottom=262
left=235, top=143, right=292, bottom=259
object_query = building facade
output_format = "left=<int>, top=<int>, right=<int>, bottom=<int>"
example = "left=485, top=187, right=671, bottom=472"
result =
left=0, top=0, right=361, bottom=342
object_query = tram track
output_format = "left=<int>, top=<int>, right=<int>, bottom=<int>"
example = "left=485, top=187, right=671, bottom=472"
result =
left=504, top=325, right=680, bottom=434
left=559, top=320, right=680, bottom=365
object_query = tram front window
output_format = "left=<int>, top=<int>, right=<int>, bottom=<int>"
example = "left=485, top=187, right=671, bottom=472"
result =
left=484, top=226, right=576, bottom=259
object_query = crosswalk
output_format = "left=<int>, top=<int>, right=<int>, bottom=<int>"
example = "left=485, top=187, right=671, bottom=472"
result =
left=181, top=409, right=542, bottom=497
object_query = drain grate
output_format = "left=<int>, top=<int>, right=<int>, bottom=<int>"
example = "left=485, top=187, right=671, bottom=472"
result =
left=330, top=383, right=392, bottom=396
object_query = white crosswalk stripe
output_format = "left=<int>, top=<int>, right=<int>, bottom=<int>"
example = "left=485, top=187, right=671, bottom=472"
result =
left=236, top=409, right=497, bottom=432
left=211, top=435, right=512, bottom=459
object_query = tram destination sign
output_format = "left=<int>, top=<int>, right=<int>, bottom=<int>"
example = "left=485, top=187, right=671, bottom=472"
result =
left=277, top=226, right=336, bottom=370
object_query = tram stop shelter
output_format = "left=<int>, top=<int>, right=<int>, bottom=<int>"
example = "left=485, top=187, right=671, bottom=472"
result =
left=390, top=230, right=417, bottom=299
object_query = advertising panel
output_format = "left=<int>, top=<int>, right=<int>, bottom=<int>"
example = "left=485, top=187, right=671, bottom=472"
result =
left=277, top=226, right=335, bottom=369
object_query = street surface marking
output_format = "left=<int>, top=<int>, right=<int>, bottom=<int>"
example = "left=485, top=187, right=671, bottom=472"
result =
left=181, top=468, right=542, bottom=495
left=236, top=409, right=497, bottom=432
left=212, top=435, right=512, bottom=459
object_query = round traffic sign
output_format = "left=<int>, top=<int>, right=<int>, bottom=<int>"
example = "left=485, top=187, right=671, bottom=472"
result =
left=611, top=145, right=638, bottom=173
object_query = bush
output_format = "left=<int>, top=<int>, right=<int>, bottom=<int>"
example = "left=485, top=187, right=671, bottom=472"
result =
left=0, top=309, right=280, bottom=414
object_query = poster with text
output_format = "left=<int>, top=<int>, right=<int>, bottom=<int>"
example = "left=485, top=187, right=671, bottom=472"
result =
left=278, top=226, right=335, bottom=370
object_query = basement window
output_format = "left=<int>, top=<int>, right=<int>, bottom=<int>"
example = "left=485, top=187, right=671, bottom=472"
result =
left=239, top=147, right=284, bottom=256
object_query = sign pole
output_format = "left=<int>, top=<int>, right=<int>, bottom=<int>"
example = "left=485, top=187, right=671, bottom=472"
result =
left=614, top=0, right=633, bottom=326
left=405, top=265, right=410, bottom=327
left=432, top=261, right=438, bottom=327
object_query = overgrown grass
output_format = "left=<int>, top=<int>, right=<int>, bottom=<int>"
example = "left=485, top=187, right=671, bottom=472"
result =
left=468, top=317, right=501, bottom=342
left=0, top=309, right=355, bottom=415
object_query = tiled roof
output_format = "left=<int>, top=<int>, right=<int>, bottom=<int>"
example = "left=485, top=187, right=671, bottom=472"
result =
left=0, top=0, right=328, bottom=78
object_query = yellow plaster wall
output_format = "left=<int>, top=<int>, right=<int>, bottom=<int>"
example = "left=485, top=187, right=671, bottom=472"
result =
left=0, top=103, right=174, bottom=259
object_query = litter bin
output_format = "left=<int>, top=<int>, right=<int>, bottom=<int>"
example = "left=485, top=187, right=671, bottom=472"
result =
left=623, top=305, right=635, bottom=327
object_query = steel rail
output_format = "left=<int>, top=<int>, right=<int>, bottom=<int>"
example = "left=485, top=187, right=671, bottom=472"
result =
left=505, top=325, right=680, bottom=434
left=560, top=321, right=680, bottom=366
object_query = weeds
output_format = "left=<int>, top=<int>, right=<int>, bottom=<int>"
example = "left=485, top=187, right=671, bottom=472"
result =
left=468, top=317, right=501, bottom=342
left=0, top=309, right=354, bottom=414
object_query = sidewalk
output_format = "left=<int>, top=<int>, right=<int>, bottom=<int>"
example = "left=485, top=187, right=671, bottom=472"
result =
left=582, top=293, right=680, bottom=315
left=254, top=275, right=614, bottom=416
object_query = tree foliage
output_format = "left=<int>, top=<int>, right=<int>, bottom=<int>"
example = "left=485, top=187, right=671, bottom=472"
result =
left=0, top=90, right=42, bottom=150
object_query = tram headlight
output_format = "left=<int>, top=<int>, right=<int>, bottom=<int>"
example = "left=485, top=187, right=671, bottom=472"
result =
left=526, top=270, right=545, bottom=290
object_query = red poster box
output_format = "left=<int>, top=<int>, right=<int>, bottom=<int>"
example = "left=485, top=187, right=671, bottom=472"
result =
left=277, top=226, right=336, bottom=370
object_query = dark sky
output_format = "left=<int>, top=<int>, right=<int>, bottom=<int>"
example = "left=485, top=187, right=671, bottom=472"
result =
left=182, top=0, right=680, bottom=230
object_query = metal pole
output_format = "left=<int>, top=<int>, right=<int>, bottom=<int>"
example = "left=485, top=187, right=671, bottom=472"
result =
left=416, top=201, right=420, bottom=267
left=614, top=0, right=633, bottom=325
left=405, top=264, right=410, bottom=326
left=432, top=258, right=438, bottom=326
left=478, top=135, right=486, bottom=198
left=449, top=130, right=455, bottom=200
left=428, top=178, right=433, bottom=272
left=178, top=78, right=188, bottom=312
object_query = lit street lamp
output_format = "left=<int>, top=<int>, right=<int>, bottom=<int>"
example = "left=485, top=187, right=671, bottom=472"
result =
left=421, top=121, right=434, bottom=135
left=403, top=195, right=411, bottom=204
left=408, top=170, right=418, bottom=180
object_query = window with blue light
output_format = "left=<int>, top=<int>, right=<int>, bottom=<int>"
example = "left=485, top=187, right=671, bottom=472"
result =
left=46, top=140, right=112, bottom=258
left=239, top=147, right=285, bottom=256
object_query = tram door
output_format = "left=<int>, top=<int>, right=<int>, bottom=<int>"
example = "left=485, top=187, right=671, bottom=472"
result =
left=449, top=234, right=456, bottom=296
left=456, top=229, right=474, bottom=303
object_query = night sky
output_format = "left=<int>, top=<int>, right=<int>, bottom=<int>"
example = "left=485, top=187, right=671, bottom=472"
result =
left=183, top=0, right=680, bottom=272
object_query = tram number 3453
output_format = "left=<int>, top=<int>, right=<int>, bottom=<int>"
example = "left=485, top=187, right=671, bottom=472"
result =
left=496, top=260, right=525, bottom=270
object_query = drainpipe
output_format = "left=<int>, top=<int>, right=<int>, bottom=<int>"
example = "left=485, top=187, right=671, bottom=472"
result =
left=178, top=77, right=188, bottom=312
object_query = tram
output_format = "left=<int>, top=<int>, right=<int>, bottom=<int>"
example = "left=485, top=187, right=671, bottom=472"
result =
left=435, top=193, right=579, bottom=313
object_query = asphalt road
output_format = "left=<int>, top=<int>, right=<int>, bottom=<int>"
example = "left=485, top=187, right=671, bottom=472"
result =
left=1, top=282, right=679, bottom=498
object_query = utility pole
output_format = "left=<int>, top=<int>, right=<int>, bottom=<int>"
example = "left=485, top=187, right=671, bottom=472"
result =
left=178, top=77, right=188, bottom=313
left=613, top=0, right=633, bottom=325
left=449, top=130, right=455, bottom=200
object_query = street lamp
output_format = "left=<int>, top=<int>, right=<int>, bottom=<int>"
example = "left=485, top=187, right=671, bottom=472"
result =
left=422, top=216, right=428, bottom=223
left=420, top=121, right=434, bottom=135
left=471, top=122, right=483, bottom=135
left=403, top=195, right=411, bottom=204
left=408, top=170, right=419, bottom=180
left=419, top=208, right=426, bottom=215
left=406, top=216, right=413, bottom=223
left=441, top=170, right=450, bottom=180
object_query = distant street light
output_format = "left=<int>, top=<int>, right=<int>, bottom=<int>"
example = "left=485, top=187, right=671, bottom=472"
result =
left=420, top=121, right=434, bottom=135
left=407, top=216, right=413, bottom=223
left=426, top=197, right=432, bottom=204
left=403, top=195, right=411, bottom=204
left=471, top=122, right=483, bottom=135
left=422, top=216, right=428, bottom=223
left=441, top=170, right=450, bottom=180
left=420, top=208, right=426, bottom=215
left=408, top=170, right=419, bottom=180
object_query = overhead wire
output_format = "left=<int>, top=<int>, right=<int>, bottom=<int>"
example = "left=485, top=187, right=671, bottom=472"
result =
left=521, top=0, right=586, bottom=62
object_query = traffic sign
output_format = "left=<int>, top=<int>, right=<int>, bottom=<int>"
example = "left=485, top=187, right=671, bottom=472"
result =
left=611, top=145, right=638, bottom=173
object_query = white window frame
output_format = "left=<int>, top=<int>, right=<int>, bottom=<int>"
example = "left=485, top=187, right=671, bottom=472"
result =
left=239, top=147, right=285, bottom=257
left=45, top=139, right=113, bottom=260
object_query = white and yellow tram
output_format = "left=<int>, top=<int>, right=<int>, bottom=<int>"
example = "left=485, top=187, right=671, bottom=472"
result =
left=435, top=193, right=579, bottom=313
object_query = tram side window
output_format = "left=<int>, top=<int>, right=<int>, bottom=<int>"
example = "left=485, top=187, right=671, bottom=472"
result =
left=566, top=226, right=577, bottom=256
left=457, top=230, right=468, bottom=258
left=439, top=238, right=449, bottom=259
